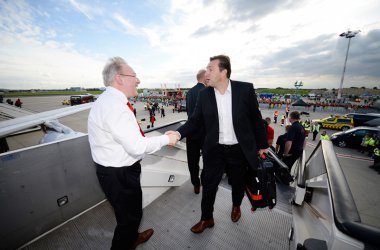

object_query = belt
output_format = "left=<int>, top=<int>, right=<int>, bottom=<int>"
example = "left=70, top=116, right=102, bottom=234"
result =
left=218, top=143, right=239, bottom=150
left=94, top=160, right=141, bottom=173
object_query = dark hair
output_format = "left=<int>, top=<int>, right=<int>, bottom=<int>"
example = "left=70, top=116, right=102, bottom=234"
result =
left=210, top=55, right=231, bottom=78
left=289, top=111, right=300, bottom=120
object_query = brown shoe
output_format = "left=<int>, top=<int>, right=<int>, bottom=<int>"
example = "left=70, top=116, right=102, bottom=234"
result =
left=231, top=206, right=241, bottom=222
left=130, top=228, right=154, bottom=250
left=190, top=218, right=215, bottom=234
left=194, top=186, right=200, bottom=194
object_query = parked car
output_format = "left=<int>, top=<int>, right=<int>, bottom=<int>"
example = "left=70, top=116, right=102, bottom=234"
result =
left=331, top=126, right=380, bottom=148
left=313, top=115, right=353, bottom=131
left=345, top=113, right=380, bottom=127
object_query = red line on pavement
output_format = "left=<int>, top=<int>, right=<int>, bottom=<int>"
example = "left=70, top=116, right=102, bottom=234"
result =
left=305, top=142, right=373, bottom=162
left=335, top=153, right=373, bottom=162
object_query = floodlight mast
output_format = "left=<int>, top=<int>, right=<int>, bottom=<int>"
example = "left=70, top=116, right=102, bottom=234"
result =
left=337, top=29, right=361, bottom=100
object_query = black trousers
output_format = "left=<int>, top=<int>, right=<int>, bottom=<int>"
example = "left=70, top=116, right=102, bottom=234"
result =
left=283, top=151, right=302, bottom=172
left=312, top=131, right=318, bottom=141
left=186, top=139, right=203, bottom=187
left=95, top=162, right=142, bottom=250
left=201, top=144, right=248, bottom=220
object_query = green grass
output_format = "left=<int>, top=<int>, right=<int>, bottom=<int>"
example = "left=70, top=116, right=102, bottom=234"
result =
left=3, top=91, right=103, bottom=97
left=2, top=88, right=312, bottom=97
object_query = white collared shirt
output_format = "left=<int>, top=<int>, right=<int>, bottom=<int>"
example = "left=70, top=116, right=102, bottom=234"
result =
left=214, top=81, right=238, bottom=145
left=88, top=86, right=169, bottom=167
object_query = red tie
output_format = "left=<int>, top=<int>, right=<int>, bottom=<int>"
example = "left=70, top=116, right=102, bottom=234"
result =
left=127, top=102, right=145, bottom=137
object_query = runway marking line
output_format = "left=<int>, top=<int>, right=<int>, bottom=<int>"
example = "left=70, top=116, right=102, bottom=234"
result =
left=306, top=142, right=373, bottom=162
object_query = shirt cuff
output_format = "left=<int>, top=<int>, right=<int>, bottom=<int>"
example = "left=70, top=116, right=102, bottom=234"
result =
left=161, top=134, right=170, bottom=145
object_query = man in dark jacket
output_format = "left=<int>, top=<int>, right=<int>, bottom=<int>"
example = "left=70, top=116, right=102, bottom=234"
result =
left=167, top=55, right=268, bottom=233
left=283, top=111, right=306, bottom=171
left=185, top=69, right=206, bottom=194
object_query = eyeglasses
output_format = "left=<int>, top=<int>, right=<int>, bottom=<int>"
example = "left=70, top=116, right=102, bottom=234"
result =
left=119, top=73, right=137, bottom=78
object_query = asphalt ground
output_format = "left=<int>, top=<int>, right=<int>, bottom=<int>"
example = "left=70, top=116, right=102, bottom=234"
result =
left=3, top=95, right=379, bottom=228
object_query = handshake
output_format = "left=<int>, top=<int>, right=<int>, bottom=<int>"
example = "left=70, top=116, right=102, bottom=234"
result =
left=165, top=131, right=181, bottom=146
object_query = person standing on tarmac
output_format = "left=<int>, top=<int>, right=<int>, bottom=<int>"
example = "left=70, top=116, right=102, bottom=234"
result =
left=312, top=122, right=320, bottom=141
left=273, top=110, right=279, bottom=124
left=303, top=119, right=311, bottom=139
left=150, top=114, right=156, bottom=128
left=367, top=135, right=376, bottom=157
left=160, top=105, right=165, bottom=118
left=370, top=145, right=380, bottom=171
left=320, top=131, right=330, bottom=140
left=265, top=117, right=275, bottom=149
left=359, top=134, right=370, bottom=153
left=281, top=114, right=286, bottom=126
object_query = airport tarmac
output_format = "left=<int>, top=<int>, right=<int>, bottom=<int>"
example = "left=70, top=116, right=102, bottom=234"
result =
left=2, top=95, right=379, bottom=228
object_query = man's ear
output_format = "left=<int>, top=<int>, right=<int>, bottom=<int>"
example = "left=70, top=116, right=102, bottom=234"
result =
left=114, top=75, right=122, bottom=86
left=222, top=68, right=228, bottom=77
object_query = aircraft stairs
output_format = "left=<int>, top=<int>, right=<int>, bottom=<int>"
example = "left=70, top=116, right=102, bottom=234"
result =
left=21, top=174, right=295, bottom=250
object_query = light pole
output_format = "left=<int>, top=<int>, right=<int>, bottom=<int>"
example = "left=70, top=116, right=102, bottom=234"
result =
left=294, top=80, right=303, bottom=100
left=337, top=29, right=360, bottom=100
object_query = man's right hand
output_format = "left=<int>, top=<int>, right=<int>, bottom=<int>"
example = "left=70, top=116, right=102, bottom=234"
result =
left=165, top=131, right=181, bottom=146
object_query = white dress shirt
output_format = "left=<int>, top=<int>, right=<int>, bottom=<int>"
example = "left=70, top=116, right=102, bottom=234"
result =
left=214, top=81, right=238, bottom=145
left=88, top=86, right=169, bottom=167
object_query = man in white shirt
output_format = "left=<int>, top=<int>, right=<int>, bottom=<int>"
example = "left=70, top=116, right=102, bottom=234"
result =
left=88, top=57, right=178, bottom=250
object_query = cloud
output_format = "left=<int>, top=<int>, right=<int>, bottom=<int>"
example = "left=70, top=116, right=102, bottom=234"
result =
left=67, top=0, right=103, bottom=20
left=113, top=14, right=137, bottom=34
left=1, top=0, right=380, bottom=90
left=0, top=0, right=104, bottom=89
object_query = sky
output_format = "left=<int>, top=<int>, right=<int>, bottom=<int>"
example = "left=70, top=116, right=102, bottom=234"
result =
left=0, top=0, right=380, bottom=90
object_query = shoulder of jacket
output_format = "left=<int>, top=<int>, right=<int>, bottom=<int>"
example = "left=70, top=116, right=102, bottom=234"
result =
left=231, top=80, right=253, bottom=86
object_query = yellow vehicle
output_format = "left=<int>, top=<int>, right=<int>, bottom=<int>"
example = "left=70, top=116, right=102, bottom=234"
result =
left=62, top=99, right=70, bottom=105
left=313, top=115, right=353, bottom=131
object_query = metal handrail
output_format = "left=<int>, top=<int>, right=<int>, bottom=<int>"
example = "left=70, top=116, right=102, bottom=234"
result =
left=296, top=150, right=306, bottom=188
left=321, top=140, right=380, bottom=245
left=267, top=148, right=289, bottom=170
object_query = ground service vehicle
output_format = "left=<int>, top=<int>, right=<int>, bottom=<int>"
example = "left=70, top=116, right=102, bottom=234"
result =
left=331, top=126, right=380, bottom=148
left=62, top=99, right=70, bottom=105
left=70, top=94, right=94, bottom=106
left=314, top=115, right=354, bottom=131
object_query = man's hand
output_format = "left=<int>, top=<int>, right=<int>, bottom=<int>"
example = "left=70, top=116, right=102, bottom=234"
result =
left=258, top=148, right=268, bottom=156
left=165, top=131, right=181, bottom=146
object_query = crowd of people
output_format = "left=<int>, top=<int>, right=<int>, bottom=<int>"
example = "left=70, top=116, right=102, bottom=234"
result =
left=259, top=98, right=377, bottom=113
left=360, top=134, right=380, bottom=172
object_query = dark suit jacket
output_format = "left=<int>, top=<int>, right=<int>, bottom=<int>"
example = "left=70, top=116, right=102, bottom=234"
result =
left=178, top=80, right=268, bottom=170
left=186, top=82, right=205, bottom=141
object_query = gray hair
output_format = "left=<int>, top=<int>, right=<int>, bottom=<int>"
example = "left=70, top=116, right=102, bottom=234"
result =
left=196, top=69, right=206, bottom=81
left=102, top=57, right=127, bottom=87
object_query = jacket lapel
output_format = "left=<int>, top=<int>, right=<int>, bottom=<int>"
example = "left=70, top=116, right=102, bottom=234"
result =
left=208, top=87, right=219, bottom=128
left=231, top=80, right=240, bottom=126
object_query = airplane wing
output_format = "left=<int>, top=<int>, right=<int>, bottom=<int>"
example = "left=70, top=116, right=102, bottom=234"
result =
left=0, top=103, right=93, bottom=137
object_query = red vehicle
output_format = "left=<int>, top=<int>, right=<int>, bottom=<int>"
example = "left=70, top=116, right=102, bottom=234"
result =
left=70, top=94, right=94, bottom=106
